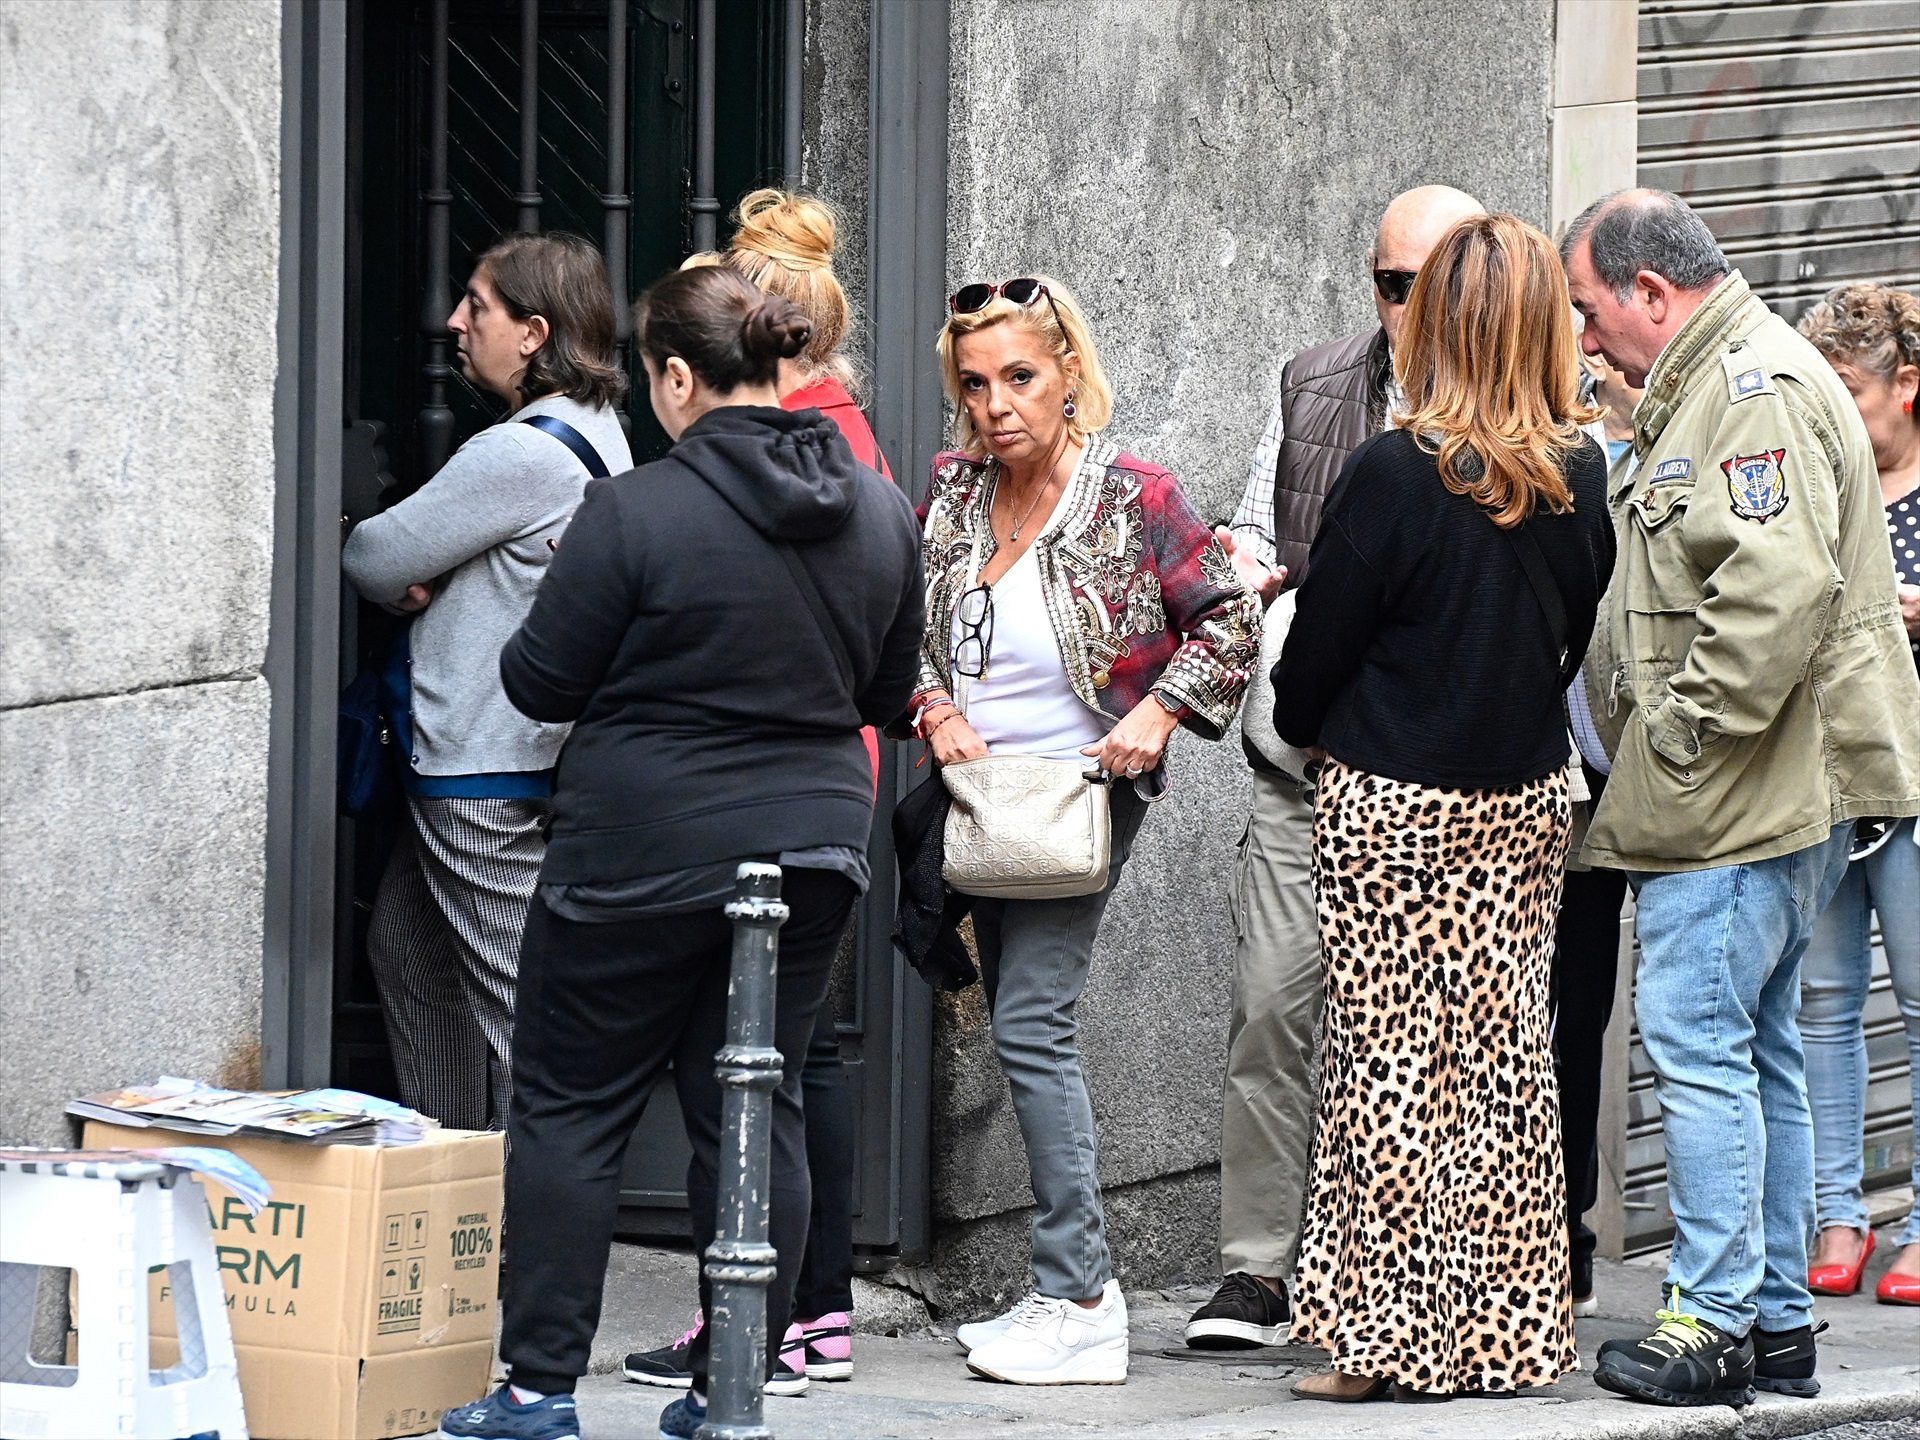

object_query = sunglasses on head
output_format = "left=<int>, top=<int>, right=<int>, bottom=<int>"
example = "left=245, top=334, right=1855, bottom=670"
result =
left=1372, top=269, right=1419, bottom=306
left=950, top=277, right=1052, bottom=314
left=949, top=278, right=1070, bottom=340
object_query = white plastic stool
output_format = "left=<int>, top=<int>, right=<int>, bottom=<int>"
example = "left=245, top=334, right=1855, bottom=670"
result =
left=0, top=1157, right=248, bottom=1439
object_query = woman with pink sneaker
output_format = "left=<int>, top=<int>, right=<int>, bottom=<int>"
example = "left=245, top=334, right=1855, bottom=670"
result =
left=623, top=191, right=877, bottom=1396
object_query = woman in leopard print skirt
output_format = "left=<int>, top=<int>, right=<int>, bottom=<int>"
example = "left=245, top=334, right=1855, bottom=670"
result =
left=1272, top=215, right=1616, bottom=1400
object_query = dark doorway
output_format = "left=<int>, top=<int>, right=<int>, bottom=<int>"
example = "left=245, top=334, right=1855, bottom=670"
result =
left=333, top=0, right=926, bottom=1259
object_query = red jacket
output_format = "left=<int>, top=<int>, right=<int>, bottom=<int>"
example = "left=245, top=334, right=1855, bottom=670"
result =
left=785, top=375, right=888, bottom=787
left=785, top=375, right=891, bottom=479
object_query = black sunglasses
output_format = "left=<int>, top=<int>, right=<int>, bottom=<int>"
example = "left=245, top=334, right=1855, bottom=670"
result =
left=1372, top=269, right=1419, bottom=306
left=950, top=277, right=1049, bottom=314
left=948, top=277, right=1066, bottom=335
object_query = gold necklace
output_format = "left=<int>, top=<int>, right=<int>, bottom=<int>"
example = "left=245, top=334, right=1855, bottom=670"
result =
left=1002, top=448, right=1071, bottom=543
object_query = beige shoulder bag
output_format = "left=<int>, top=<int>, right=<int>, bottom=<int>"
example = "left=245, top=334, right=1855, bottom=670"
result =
left=938, top=592, right=1113, bottom=899
left=941, top=753, right=1112, bottom=899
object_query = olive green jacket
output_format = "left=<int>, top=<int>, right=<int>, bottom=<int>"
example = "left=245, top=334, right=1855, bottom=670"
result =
left=1581, top=272, right=1920, bottom=873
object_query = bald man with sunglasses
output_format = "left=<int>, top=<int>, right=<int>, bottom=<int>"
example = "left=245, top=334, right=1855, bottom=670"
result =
left=1186, top=184, right=1485, bottom=1350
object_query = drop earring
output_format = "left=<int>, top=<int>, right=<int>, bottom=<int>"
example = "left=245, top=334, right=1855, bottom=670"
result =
left=1063, top=390, right=1078, bottom=420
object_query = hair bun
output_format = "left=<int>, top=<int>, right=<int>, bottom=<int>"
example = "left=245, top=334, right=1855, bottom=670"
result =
left=741, top=294, right=814, bottom=363
left=733, top=187, right=837, bottom=272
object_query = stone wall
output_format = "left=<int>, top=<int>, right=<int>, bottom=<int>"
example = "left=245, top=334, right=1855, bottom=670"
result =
left=0, top=1, right=281, bottom=1142
left=930, top=0, right=1557, bottom=1310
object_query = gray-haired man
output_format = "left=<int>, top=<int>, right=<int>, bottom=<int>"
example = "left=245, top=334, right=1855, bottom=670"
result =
left=1566, top=188, right=1920, bottom=1406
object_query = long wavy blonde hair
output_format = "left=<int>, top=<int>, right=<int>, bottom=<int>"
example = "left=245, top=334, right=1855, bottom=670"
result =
left=936, top=275, right=1114, bottom=458
left=1395, top=214, right=1600, bottom=528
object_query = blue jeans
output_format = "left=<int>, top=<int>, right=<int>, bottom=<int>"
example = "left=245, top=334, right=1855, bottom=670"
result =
left=1629, top=825, right=1853, bottom=1334
left=1800, top=817, right=1920, bottom=1247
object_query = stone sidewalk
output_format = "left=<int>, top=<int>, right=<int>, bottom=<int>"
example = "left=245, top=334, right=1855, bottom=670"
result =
left=569, top=1218, right=1920, bottom=1440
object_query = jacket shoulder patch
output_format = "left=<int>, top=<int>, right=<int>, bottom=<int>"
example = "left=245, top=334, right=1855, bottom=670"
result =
left=1722, top=448, right=1789, bottom=523
left=1722, top=350, right=1776, bottom=404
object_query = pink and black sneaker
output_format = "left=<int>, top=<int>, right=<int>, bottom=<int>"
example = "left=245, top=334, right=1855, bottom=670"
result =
left=793, top=1312, right=854, bottom=1381
left=622, top=1311, right=701, bottom=1389
left=626, top=1313, right=808, bottom=1396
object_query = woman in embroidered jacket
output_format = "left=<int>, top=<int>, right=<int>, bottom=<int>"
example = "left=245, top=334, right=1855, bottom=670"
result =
left=906, top=275, right=1260, bottom=1386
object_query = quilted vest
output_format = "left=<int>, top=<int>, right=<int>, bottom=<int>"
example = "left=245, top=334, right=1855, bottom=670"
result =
left=1271, top=327, right=1391, bottom=586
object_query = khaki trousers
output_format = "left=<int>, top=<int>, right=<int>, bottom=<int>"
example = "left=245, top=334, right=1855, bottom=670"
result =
left=1219, top=768, right=1323, bottom=1278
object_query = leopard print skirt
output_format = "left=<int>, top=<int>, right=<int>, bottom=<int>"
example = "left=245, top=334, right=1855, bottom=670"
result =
left=1289, top=759, right=1578, bottom=1393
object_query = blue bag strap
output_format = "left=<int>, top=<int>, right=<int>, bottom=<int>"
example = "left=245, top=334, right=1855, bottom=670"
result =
left=518, top=413, right=611, bottom=479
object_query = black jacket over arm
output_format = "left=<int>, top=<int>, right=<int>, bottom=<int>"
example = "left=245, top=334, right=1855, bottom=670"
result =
left=1271, top=427, right=1613, bottom=790
left=502, top=404, right=926, bottom=885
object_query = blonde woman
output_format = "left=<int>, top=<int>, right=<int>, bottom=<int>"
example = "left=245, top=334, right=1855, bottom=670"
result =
left=1273, top=215, right=1612, bottom=1400
left=907, top=275, right=1260, bottom=1385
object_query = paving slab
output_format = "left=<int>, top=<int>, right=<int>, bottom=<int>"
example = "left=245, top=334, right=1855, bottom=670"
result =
left=573, top=1217, right=1919, bottom=1439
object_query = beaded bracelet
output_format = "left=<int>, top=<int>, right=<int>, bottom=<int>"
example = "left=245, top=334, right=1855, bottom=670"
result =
left=912, top=696, right=958, bottom=739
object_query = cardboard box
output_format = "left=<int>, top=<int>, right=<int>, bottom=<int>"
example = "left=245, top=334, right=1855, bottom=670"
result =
left=83, top=1121, right=503, bottom=1440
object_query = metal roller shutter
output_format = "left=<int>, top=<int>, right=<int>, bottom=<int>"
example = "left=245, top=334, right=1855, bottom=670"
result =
left=1638, top=0, right=1920, bottom=323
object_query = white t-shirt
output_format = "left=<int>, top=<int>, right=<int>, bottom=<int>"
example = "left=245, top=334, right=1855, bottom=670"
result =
left=954, top=541, right=1111, bottom=762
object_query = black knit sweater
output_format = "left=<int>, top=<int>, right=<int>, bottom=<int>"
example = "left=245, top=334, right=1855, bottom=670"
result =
left=1272, top=427, right=1614, bottom=790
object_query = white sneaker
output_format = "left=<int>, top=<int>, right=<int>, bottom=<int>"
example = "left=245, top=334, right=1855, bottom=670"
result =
left=955, top=1291, right=1042, bottom=1353
left=964, top=1280, right=1128, bottom=1385
left=1572, top=1291, right=1599, bottom=1318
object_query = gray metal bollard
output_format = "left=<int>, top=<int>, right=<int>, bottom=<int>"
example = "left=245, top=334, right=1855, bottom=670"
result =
left=699, top=862, right=789, bottom=1440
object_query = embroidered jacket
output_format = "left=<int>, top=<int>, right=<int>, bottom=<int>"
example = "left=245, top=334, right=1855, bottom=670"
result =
left=913, top=437, right=1260, bottom=740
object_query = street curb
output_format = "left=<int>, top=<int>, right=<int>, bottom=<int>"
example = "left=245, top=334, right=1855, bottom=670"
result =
left=1096, top=1379, right=1920, bottom=1440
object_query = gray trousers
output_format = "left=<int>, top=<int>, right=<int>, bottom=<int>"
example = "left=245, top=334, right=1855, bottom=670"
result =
left=1219, top=769, right=1323, bottom=1278
left=367, top=795, right=547, bottom=1130
left=973, top=785, right=1148, bottom=1302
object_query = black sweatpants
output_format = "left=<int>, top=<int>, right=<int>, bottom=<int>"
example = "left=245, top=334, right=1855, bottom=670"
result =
left=1551, top=860, right=1628, bottom=1290
left=794, top=997, right=856, bottom=1319
left=499, top=869, right=857, bottom=1394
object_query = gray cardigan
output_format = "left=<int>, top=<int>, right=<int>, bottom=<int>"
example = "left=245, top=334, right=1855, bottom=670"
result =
left=342, top=395, right=632, bottom=777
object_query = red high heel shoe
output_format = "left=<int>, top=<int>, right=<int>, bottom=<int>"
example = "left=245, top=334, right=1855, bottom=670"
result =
left=1877, top=1266, right=1920, bottom=1306
left=1807, top=1228, right=1875, bottom=1297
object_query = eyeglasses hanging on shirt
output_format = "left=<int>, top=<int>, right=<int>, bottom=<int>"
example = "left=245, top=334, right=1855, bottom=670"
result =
left=952, top=584, right=995, bottom=678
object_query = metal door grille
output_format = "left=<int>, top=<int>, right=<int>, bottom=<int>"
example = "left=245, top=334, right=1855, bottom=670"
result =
left=1637, top=0, right=1920, bottom=322
left=336, top=0, right=934, bottom=1259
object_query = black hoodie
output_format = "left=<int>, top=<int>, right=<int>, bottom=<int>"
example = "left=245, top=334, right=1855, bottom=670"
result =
left=501, top=405, right=926, bottom=885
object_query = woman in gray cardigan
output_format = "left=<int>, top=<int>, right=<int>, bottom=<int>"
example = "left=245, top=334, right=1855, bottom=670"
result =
left=341, top=231, right=632, bottom=1130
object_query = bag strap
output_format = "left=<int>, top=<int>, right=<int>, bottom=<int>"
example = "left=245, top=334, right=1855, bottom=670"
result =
left=1500, top=517, right=1575, bottom=685
left=518, top=414, right=611, bottom=479
left=773, top=541, right=857, bottom=695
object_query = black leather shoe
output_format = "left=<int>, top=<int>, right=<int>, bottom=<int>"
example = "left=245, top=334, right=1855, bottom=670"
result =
left=1752, top=1320, right=1825, bottom=1397
left=1183, top=1272, right=1290, bottom=1349
left=1594, top=1289, right=1755, bottom=1408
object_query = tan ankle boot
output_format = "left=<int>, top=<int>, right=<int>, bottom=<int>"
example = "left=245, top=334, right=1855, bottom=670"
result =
left=1290, top=1370, right=1392, bottom=1403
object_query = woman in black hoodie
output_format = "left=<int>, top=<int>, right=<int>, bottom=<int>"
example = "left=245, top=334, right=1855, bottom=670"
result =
left=442, top=266, right=924, bottom=1440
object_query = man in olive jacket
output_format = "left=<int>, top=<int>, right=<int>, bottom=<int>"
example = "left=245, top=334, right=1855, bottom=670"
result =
left=1565, top=190, right=1920, bottom=1407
